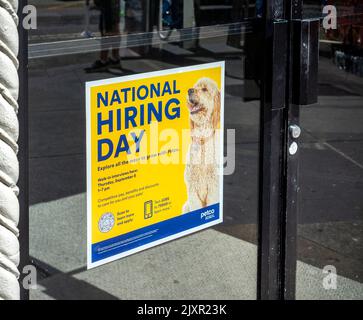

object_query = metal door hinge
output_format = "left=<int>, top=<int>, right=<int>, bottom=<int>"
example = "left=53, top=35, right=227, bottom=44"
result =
left=291, top=19, right=320, bottom=105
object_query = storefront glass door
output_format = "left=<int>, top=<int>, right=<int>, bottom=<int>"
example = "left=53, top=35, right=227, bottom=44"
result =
left=28, top=0, right=262, bottom=300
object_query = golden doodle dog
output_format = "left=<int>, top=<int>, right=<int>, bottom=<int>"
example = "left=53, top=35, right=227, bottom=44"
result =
left=182, top=77, right=221, bottom=213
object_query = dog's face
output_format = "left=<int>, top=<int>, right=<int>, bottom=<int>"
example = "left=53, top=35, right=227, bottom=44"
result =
left=187, top=78, right=220, bottom=128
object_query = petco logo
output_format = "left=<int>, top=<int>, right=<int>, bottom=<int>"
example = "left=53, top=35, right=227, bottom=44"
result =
left=200, top=209, right=215, bottom=220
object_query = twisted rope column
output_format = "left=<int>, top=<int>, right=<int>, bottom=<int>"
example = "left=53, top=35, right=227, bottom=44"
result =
left=0, top=0, right=20, bottom=300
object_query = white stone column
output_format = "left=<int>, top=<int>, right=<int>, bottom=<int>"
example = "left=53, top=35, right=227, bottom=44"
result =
left=0, top=0, right=20, bottom=300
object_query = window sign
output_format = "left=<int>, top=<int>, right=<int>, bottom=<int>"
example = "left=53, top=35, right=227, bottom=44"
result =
left=86, top=62, right=225, bottom=268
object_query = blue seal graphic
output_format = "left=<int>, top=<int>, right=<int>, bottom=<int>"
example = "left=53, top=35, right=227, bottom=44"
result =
left=98, top=212, right=115, bottom=233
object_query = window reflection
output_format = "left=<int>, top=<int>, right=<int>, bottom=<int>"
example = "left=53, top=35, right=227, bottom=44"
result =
left=29, top=0, right=260, bottom=43
left=28, top=0, right=261, bottom=300
left=297, top=0, right=363, bottom=299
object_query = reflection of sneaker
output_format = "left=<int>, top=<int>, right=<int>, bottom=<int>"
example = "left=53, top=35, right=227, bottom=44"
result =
left=108, top=58, right=123, bottom=75
left=81, top=30, right=94, bottom=38
left=85, top=60, right=108, bottom=73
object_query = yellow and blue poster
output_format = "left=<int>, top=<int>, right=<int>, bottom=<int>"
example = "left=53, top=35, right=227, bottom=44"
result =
left=86, top=62, right=224, bottom=268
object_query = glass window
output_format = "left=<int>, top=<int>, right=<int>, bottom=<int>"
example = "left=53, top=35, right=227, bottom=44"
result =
left=29, top=0, right=262, bottom=299
left=297, top=0, right=363, bottom=299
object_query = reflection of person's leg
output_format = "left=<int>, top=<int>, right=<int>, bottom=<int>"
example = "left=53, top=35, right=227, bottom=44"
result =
left=100, top=49, right=109, bottom=63
left=109, top=24, right=121, bottom=66
left=100, top=31, right=110, bottom=63
left=192, top=0, right=201, bottom=48
left=227, top=0, right=243, bottom=48
left=112, top=47, right=120, bottom=61
left=107, top=0, right=122, bottom=68
left=100, top=5, right=110, bottom=63
left=85, top=5, right=109, bottom=72
left=86, top=0, right=122, bottom=72
left=110, top=20, right=121, bottom=64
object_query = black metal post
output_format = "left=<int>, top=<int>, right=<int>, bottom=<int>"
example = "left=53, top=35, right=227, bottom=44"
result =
left=257, top=0, right=321, bottom=300
left=257, top=0, right=288, bottom=300
left=17, top=0, right=29, bottom=300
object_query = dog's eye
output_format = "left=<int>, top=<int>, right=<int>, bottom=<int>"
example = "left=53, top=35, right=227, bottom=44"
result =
left=202, top=87, right=208, bottom=92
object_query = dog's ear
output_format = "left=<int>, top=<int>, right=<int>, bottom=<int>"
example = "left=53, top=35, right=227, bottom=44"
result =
left=188, top=102, right=195, bottom=130
left=212, top=90, right=221, bottom=128
left=190, top=117, right=195, bottom=131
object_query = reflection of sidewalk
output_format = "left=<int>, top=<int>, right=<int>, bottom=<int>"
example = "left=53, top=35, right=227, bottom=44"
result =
left=30, top=1, right=100, bottom=43
left=29, top=194, right=363, bottom=300
left=298, top=56, right=363, bottom=284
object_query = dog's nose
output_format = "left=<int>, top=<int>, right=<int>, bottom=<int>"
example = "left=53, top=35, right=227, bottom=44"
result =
left=188, top=88, right=194, bottom=95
